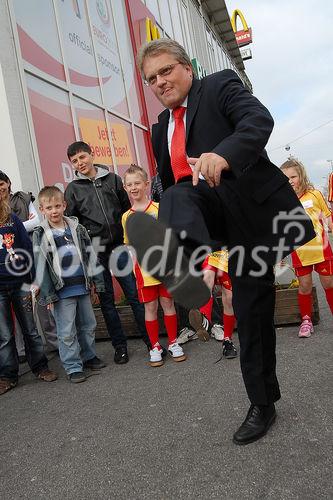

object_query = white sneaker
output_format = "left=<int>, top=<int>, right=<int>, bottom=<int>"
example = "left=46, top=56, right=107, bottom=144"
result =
left=149, top=347, right=164, bottom=367
left=177, top=327, right=198, bottom=344
left=211, top=324, right=224, bottom=341
left=168, top=342, right=187, bottom=362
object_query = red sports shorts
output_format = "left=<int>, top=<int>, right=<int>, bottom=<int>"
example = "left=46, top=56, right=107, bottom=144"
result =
left=202, top=257, right=232, bottom=290
left=294, top=259, right=333, bottom=277
left=138, top=284, right=172, bottom=303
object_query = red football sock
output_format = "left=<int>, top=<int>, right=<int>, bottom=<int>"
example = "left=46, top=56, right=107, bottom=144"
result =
left=200, top=296, right=213, bottom=322
left=223, top=313, right=236, bottom=339
left=164, top=314, right=178, bottom=344
left=324, top=287, right=333, bottom=314
left=145, top=319, right=159, bottom=348
left=298, top=292, right=312, bottom=319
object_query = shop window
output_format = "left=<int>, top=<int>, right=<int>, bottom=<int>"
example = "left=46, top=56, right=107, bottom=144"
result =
left=26, top=74, right=75, bottom=189
left=134, top=127, right=154, bottom=180
left=56, top=0, right=102, bottom=104
left=111, top=0, right=144, bottom=125
left=85, top=0, right=129, bottom=117
left=108, top=114, right=137, bottom=178
left=13, top=0, right=65, bottom=82
left=74, top=96, right=113, bottom=170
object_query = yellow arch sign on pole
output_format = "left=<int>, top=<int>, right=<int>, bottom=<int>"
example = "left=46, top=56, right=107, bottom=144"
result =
left=145, top=17, right=160, bottom=42
left=231, top=9, right=249, bottom=33
left=230, top=9, right=252, bottom=47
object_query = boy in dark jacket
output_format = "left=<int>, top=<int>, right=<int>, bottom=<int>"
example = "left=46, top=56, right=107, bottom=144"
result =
left=64, top=142, right=150, bottom=364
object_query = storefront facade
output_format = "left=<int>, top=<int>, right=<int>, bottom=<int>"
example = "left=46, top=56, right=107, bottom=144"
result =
left=0, top=0, right=250, bottom=194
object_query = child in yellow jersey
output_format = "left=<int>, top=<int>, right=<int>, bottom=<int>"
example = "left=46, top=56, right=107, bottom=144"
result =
left=189, top=250, right=237, bottom=359
left=122, top=165, right=186, bottom=367
left=281, top=159, right=333, bottom=337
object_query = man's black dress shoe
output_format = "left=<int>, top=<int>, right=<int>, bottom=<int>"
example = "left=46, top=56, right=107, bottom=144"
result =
left=126, top=212, right=210, bottom=310
left=233, top=404, right=276, bottom=445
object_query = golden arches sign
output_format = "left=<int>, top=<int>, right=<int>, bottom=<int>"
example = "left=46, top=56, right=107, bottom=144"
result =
left=145, top=17, right=160, bottom=42
left=231, top=9, right=249, bottom=33
left=230, top=9, right=252, bottom=47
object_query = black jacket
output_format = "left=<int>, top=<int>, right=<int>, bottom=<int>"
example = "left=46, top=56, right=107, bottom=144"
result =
left=152, top=70, right=315, bottom=263
left=64, top=165, right=130, bottom=249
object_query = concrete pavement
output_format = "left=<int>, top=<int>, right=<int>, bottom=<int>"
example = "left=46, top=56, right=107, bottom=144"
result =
left=1, top=283, right=332, bottom=499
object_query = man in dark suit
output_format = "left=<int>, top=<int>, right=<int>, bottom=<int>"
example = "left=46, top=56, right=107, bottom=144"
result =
left=128, top=39, right=315, bottom=445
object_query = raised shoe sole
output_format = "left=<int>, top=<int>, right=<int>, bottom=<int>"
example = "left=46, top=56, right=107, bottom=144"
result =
left=150, top=360, right=164, bottom=367
left=126, top=212, right=210, bottom=310
left=169, top=354, right=187, bottom=362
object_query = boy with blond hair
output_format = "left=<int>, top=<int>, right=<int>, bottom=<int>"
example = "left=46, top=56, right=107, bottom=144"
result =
left=122, top=165, right=186, bottom=367
left=33, top=186, right=106, bottom=383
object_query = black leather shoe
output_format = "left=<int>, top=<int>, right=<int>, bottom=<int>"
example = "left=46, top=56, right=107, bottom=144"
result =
left=114, top=346, right=129, bottom=364
left=126, top=212, right=210, bottom=310
left=233, top=404, right=276, bottom=445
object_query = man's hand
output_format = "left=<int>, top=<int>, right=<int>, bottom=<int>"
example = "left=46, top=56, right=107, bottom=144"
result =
left=188, top=153, right=230, bottom=187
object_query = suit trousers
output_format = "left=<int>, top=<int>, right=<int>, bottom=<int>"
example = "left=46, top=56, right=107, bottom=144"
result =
left=159, top=180, right=281, bottom=405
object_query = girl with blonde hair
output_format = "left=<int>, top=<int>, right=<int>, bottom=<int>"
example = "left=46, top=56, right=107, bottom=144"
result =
left=281, top=158, right=333, bottom=337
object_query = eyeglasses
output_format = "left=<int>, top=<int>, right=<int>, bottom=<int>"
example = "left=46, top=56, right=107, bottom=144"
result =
left=144, top=63, right=182, bottom=87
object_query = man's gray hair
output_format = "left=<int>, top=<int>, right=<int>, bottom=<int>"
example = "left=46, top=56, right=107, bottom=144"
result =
left=137, top=38, right=193, bottom=76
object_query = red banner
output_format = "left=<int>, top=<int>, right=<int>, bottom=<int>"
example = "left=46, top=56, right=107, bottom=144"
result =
left=235, top=28, right=252, bottom=47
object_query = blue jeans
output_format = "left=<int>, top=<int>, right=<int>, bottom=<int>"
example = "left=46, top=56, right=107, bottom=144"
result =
left=0, top=286, right=48, bottom=381
left=53, top=294, right=97, bottom=375
left=98, top=248, right=149, bottom=348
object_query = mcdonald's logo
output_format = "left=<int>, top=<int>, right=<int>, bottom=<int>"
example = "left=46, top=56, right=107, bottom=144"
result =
left=145, top=17, right=160, bottom=42
left=231, top=9, right=252, bottom=47
left=139, top=17, right=160, bottom=45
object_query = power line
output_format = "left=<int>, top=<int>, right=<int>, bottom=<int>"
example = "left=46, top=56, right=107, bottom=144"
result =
left=268, top=118, right=333, bottom=153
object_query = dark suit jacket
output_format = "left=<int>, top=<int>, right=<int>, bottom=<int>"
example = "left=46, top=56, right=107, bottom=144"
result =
left=151, top=70, right=315, bottom=263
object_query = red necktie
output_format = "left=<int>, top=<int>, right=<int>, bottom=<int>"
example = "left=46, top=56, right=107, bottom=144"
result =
left=170, top=106, right=193, bottom=182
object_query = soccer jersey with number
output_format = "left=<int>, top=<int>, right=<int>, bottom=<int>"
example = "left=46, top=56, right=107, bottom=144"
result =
left=122, top=201, right=161, bottom=288
left=292, top=189, right=333, bottom=267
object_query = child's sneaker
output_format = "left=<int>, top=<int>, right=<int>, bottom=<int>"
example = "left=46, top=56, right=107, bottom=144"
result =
left=222, top=338, right=238, bottom=358
left=149, top=346, right=164, bottom=367
left=211, top=323, right=224, bottom=341
left=298, top=316, right=314, bottom=338
left=168, top=342, right=187, bottom=362
left=188, top=309, right=210, bottom=341
left=177, top=326, right=198, bottom=344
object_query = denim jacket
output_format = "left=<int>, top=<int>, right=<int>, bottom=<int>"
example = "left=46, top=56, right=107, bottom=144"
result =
left=32, top=216, right=105, bottom=305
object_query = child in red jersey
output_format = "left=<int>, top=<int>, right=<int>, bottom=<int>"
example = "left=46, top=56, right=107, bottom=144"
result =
left=189, top=250, right=237, bottom=358
left=122, top=165, right=186, bottom=367
left=281, top=158, right=333, bottom=337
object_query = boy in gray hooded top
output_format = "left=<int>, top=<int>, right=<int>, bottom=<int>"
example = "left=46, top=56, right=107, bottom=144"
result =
left=64, top=142, right=150, bottom=365
left=33, top=186, right=106, bottom=383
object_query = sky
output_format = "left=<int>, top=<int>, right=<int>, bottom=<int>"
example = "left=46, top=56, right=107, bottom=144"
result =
left=225, top=0, right=333, bottom=192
